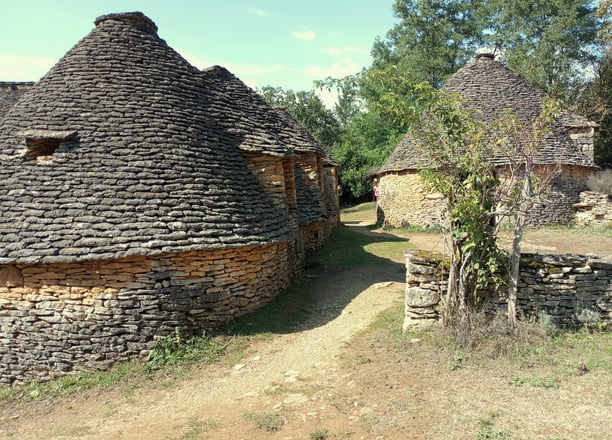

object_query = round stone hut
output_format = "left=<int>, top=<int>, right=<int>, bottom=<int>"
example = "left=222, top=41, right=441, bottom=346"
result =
left=376, top=53, right=598, bottom=228
left=0, top=12, right=335, bottom=384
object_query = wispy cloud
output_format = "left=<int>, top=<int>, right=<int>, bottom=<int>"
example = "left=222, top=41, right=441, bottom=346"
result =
left=246, top=7, right=268, bottom=18
left=292, top=29, right=316, bottom=41
left=177, top=48, right=293, bottom=78
left=322, top=46, right=369, bottom=57
left=304, top=59, right=361, bottom=78
left=0, top=55, right=56, bottom=81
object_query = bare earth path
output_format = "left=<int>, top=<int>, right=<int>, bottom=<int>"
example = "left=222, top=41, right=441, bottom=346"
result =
left=2, top=214, right=611, bottom=439
left=1, top=221, right=407, bottom=440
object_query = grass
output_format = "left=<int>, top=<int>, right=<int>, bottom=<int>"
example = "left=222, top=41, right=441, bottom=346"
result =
left=168, top=418, right=219, bottom=440
left=1, top=361, right=148, bottom=402
left=309, top=427, right=331, bottom=439
left=475, top=411, right=511, bottom=440
left=245, top=411, right=285, bottom=432
left=537, top=223, right=612, bottom=237
left=0, top=221, right=408, bottom=404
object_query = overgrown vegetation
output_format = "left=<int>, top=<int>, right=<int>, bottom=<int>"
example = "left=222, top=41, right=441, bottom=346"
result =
left=587, top=169, right=612, bottom=194
left=245, top=411, right=285, bottom=432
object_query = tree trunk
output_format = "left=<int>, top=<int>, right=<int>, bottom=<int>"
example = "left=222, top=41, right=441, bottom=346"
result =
left=508, top=175, right=531, bottom=327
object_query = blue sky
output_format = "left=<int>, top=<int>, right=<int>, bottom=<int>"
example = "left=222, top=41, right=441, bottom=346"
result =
left=0, top=0, right=396, bottom=93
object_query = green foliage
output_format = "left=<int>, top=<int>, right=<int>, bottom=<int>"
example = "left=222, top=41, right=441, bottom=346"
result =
left=310, top=428, right=331, bottom=440
left=258, top=86, right=342, bottom=152
left=246, top=412, right=285, bottom=432
left=575, top=52, right=612, bottom=167
left=485, top=0, right=603, bottom=102
left=333, top=111, right=401, bottom=199
left=372, top=0, right=487, bottom=88
left=146, top=330, right=226, bottom=372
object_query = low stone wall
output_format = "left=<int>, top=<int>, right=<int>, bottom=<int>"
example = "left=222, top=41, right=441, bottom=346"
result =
left=403, top=250, right=612, bottom=329
left=0, top=242, right=292, bottom=385
left=573, top=191, right=612, bottom=226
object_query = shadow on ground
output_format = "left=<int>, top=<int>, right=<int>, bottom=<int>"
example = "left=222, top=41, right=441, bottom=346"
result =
left=222, top=223, right=409, bottom=337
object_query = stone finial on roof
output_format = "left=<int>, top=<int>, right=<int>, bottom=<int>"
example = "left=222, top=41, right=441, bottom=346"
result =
left=94, top=12, right=158, bottom=35
left=475, top=52, right=495, bottom=60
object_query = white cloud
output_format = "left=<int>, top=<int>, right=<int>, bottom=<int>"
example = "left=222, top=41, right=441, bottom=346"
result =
left=304, top=58, right=361, bottom=78
left=0, top=55, right=56, bottom=81
left=292, top=30, right=316, bottom=41
left=225, top=62, right=293, bottom=75
left=177, top=48, right=292, bottom=76
left=322, top=47, right=342, bottom=56
left=246, top=7, right=268, bottom=17
left=322, top=46, right=369, bottom=57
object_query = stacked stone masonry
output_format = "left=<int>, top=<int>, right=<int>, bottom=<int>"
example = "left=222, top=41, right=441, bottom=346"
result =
left=403, top=250, right=612, bottom=329
left=0, top=243, right=292, bottom=384
left=0, top=12, right=339, bottom=385
left=573, top=191, right=612, bottom=226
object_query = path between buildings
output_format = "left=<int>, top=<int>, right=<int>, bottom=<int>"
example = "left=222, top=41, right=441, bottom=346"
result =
left=2, top=220, right=610, bottom=439
left=0, top=221, right=409, bottom=440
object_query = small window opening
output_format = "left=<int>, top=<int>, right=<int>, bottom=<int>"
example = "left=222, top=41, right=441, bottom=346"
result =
left=26, top=138, right=61, bottom=160
left=17, top=129, right=77, bottom=161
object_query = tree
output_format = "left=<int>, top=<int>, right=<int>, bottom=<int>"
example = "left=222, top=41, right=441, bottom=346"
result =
left=373, top=79, right=505, bottom=334
left=258, top=86, right=342, bottom=152
left=485, top=0, right=604, bottom=102
left=316, top=71, right=410, bottom=200
left=371, top=0, right=487, bottom=88
left=492, top=98, right=563, bottom=326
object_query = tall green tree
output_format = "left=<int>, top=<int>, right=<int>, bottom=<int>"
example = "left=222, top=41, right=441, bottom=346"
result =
left=372, top=0, right=487, bottom=88
left=486, top=0, right=604, bottom=102
left=258, top=86, right=342, bottom=152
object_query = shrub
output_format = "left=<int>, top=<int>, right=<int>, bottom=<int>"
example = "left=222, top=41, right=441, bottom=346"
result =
left=586, top=169, right=612, bottom=194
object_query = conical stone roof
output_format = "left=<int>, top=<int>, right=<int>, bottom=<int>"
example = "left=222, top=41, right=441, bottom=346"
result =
left=0, top=82, right=34, bottom=118
left=200, top=66, right=294, bottom=158
left=380, top=53, right=597, bottom=173
left=0, top=12, right=292, bottom=265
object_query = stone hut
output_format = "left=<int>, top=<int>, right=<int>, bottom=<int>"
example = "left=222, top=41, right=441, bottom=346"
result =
left=376, top=53, right=598, bottom=228
left=0, top=82, right=34, bottom=118
left=272, top=108, right=340, bottom=249
left=0, top=12, right=335, bottom=384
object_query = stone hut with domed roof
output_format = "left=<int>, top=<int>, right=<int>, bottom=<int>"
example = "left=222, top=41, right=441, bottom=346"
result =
left=376, top=53, right=598, bottom=228
left=0, top=12, right=336, bottom=384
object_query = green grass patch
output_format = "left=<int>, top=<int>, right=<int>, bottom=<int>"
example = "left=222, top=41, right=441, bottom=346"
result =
left=475, top=411, right=511, bottom=439
left=146, top=330, right=229, bottom=372
left=537, top=223, right=612, bottom=237
left=245, top=411, right=285, bottom=432
left=1, top=361, right=147, bottom=403
left=340, top=202, right=376, bottom=223
left=309, top=428, right=331, bottom=439
left=510, top=375, right=559, bottom=389
left=316, top=225, right=409, bottom=270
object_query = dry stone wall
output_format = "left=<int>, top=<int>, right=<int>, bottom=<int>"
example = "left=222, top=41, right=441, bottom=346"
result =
left=497, top=165, right=592, bottom=227
left=0, top=242, right=292, bottom=385
left=379, top=165, right=592, bottom=229
left=573, top=191, right=612, bottom=226
left=403, top=250, right=612, bottom=329
left=378, top=171, right=447, bottom=229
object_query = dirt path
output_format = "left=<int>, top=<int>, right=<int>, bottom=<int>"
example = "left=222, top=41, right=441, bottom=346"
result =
left=1, top=222, right=406, bottom=440
left=2, top=217, right=610, bottom=440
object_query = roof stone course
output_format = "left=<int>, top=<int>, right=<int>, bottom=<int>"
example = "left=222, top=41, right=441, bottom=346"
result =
left=0, top=12, right=298, bottom=265
left=380, top=54, right=597, bottom=173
